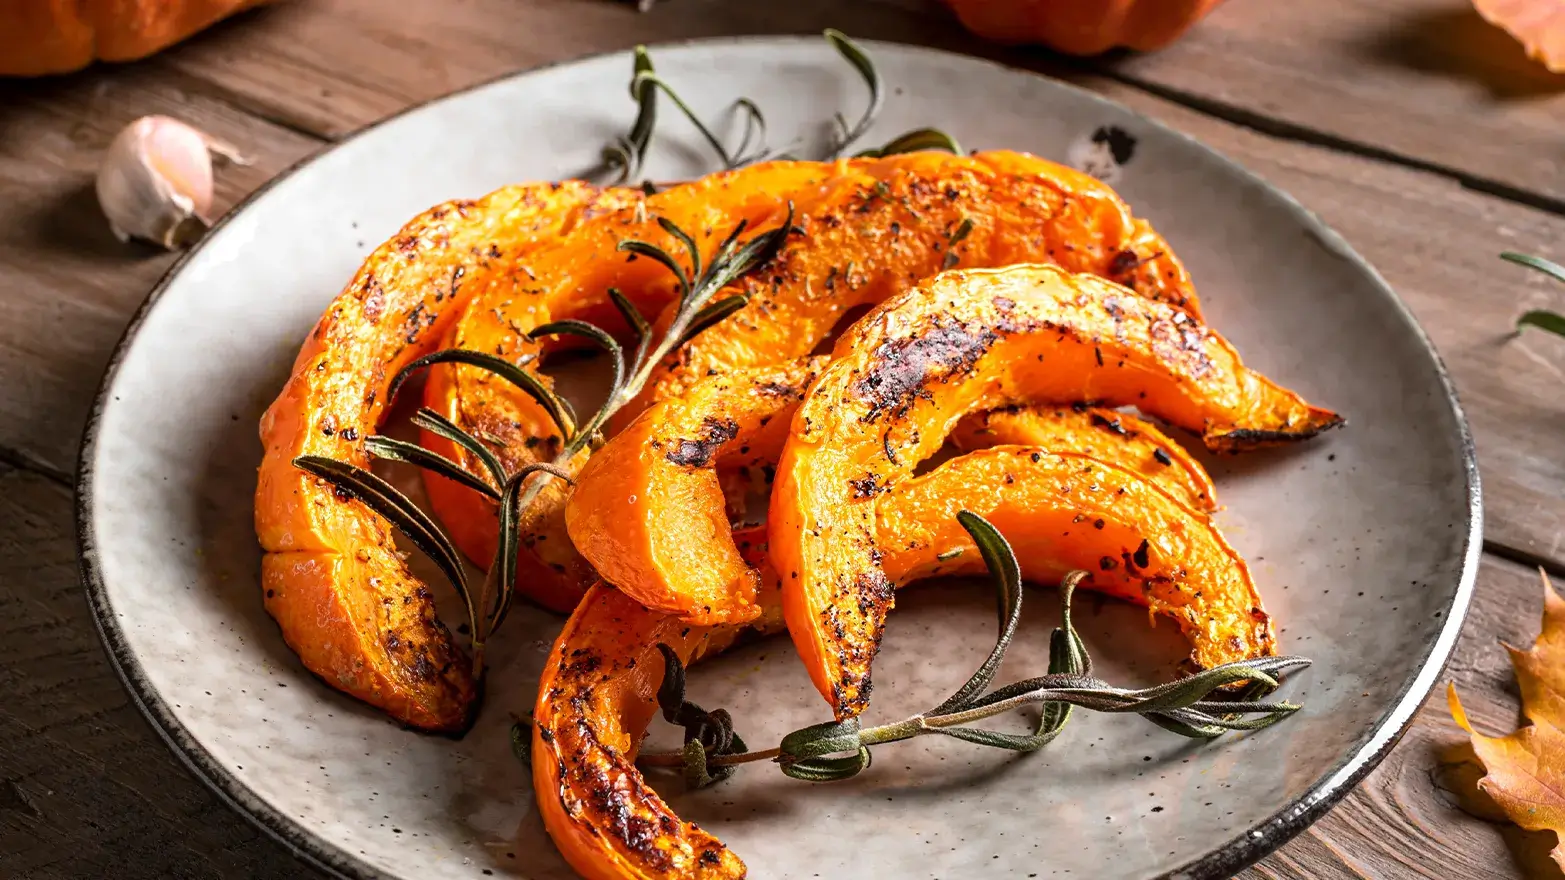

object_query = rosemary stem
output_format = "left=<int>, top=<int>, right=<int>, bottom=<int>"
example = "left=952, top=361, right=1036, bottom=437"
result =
left=638, top=746, right=782, bottom=768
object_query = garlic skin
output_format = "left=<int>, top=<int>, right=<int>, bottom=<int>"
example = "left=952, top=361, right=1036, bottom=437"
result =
left=97, top=116, right=230, bottom=249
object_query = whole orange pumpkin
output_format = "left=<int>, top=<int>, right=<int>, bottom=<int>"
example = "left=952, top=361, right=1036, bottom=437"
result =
left=0, top=0, right=273, bottom=76
left=944, top=0, right=1225, bottom=55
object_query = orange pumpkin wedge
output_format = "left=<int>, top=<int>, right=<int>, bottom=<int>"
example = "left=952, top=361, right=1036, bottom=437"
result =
left=625, top=148, right=1199, bottom=424
left=565, top=357, right=830, bottom=625
left=537, top=446, right=1271, bottom=878
left=567, top=355, right=1221, bottom=624
left=950, top=405, right=1217, bottom=512
left=421, top=161, right=849, bottom=611
left=254, top=181, right=634, bottom=732
left=771, top=263, right=1338, bottom=718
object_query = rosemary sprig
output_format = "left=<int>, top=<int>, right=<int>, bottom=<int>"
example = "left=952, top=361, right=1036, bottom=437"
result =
left=1505, top=251, right=1565, bottom=338
left=637, top=511, right=1309, bottom=787
left=821, top=28, right=883, bottom=158
left=599, top=30, right=961, bottom=185
left=297, top=209, right=795, bottom=691
left=602, top=46, right=658, bottom=185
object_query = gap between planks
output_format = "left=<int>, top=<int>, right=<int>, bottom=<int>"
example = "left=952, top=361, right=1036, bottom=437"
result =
left=1090, top=65, right=1565, bottom=219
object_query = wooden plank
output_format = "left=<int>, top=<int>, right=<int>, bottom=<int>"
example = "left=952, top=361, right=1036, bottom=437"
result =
left=0, top=463, right=298, bottom=879
left=1093, top=0, right=1565, bottom=212
left=0, top=67, right=323, bottom=477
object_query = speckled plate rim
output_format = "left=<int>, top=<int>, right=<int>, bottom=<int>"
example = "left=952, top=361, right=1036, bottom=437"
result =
left=75, top=34, right=1482, bottom=880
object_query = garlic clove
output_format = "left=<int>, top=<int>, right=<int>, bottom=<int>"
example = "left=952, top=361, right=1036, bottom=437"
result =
left=97, top=115, right=226, bottom=250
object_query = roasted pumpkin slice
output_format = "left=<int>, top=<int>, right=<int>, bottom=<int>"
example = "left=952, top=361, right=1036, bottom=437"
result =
left=626, top=148, right=1199, bottom=422
left=566, top=358, right=831, bottom=625
left=771, top=264, right=1338, bottom=718
left=537, top=448, right=1269, bottom=878
left=875, top=447, right=1270, bottom=668
left=254, top=181, right=633, bottom=732
left=950, top=405, right=1217, bottom=512
left=422, top=161, right=849, bottom=611
left=568, top=355, right=1220, bottom=624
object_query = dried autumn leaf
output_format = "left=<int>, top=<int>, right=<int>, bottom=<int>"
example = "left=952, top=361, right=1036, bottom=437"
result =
left=1448, top=569, right=1565, bottom=869
left=1473, top=0, right=1565, bottom=73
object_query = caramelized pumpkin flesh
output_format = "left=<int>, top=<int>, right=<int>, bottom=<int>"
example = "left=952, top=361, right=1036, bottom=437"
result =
left=566, top=358, right=830, bottom=625
left=950, top=405, right=1218, bottom=512
left=254, top=181, right=630, bottom=732
left=771, top=264, right=1338, bottom=718
left=628, top=148, right=1199, bottom=421
left=537, top=445, right=1271, bottom=879
left=424, top=161, right=848, bottom=610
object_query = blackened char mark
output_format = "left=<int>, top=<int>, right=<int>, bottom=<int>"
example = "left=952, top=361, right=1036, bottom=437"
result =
left=853, top=322, right=998, bottom=423
left=665, top=417, right=741, bottom=467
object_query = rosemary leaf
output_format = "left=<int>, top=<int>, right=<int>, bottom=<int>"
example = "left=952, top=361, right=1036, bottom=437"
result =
left=619, top=239, right=692, bottom=295
left=858, top=127, right=964, bottom=159
left=778, top=747, right=872, bottom=783
left=530, top=319, right=626, bottom=401
left=929, top=511, right=1023, bottom=715
left=822, top=29, right=883, bottom=157
left=603, top=46, right=658, bottom=184
left=411, top=407, right=508, bottom=488
left=363, top=434, right=500, bottom=500
left=486, top=464, right=574, bottom=633
left=608, top=287, right=654, bottom=369
left=631, top=70, right=737, bottom=168
left=1503, top=250, right=1565, bottom=285
left=292, top=455, right=474, bottom=628
left=1517, top=309, right=1565, bottom=339
left=678, top=294, right=750, bottom=348
left=730, top=98, right=770, bottom=166
left=656, top=216, right=703, bottom=280
left=780, top=718, right=864, bottom=762
left=390, top=349, right=576, bottom=441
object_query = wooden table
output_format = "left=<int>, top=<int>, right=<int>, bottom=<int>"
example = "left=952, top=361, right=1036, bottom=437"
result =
left=1, top=1, right=1562, bottom=877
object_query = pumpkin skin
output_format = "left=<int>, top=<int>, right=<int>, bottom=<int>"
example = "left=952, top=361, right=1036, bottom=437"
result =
left=771, top=263, right=1339, bottom=719
left=254, top=181, right=635, bottom=732
left=943, top=0, right=1225, bottom=55
left=1, top=0, right=274, bottom=76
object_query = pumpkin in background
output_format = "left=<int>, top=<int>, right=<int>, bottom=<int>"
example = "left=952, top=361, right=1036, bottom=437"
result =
left=0, top=0, right=274, bottom=77
left=943, top=0, right=1225, bottom=55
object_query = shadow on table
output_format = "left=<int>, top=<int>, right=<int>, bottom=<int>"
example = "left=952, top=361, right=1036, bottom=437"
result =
left=1359, top=7, right=1565, bottom=100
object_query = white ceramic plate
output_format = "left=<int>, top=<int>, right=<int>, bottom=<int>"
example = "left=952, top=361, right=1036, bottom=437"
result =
left=78, top=37, right=1479, bottom=880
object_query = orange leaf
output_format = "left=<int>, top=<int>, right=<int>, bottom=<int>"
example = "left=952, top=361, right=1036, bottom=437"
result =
left=1473, top=0, right=1565, bottom=73
left=1450, top=570, right=1565, bottom=870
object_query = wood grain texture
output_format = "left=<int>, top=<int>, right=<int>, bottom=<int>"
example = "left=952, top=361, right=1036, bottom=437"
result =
left=1096, top=0, right=1565, bottom=211
left=0, top=464, right=297, bottom=880
left=0, top=67, right=323, bottom=479
left=0, top=2, right=1558, bottom=879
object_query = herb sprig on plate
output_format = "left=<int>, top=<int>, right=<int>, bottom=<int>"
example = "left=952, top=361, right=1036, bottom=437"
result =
left=614, top=511, right=1308, bottom=788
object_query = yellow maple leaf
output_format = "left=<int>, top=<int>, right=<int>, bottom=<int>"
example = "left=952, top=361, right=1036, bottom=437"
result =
left=1450, top=569, right=1565, bottom=869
